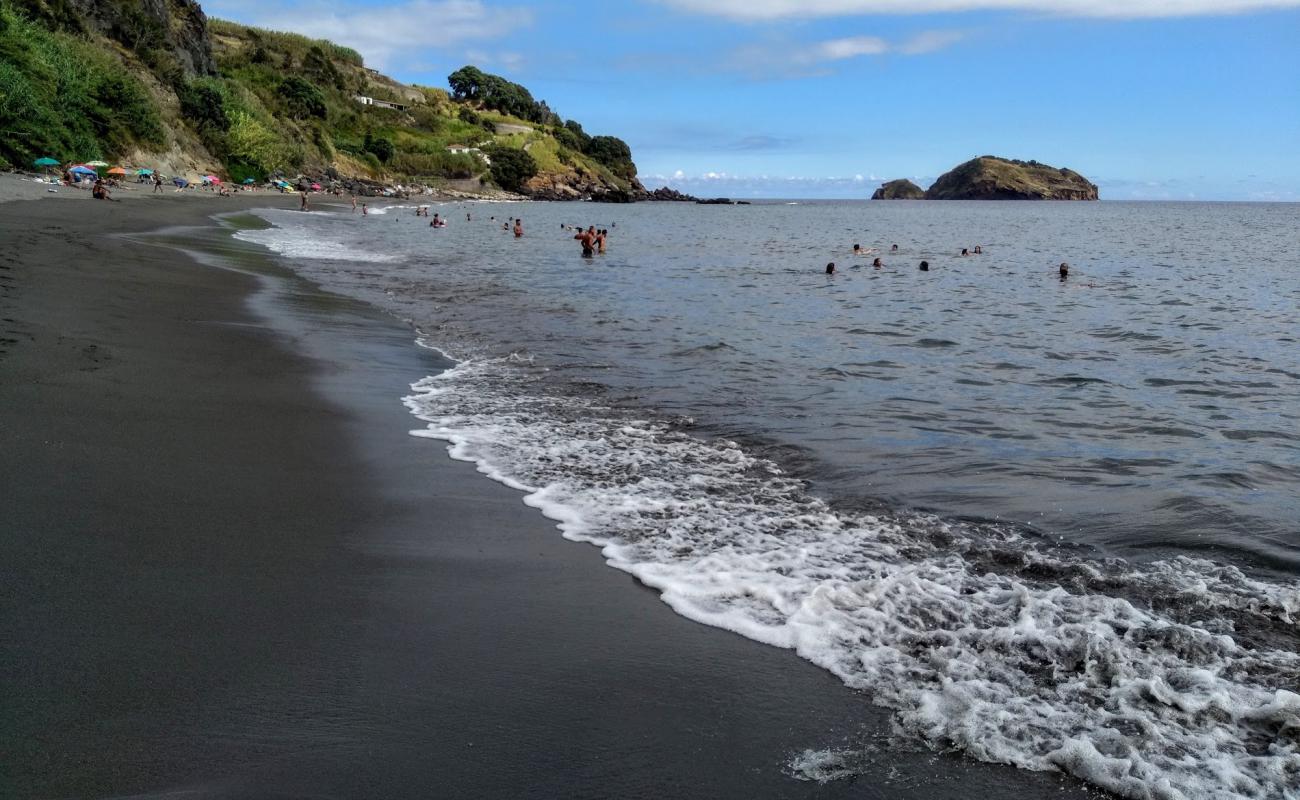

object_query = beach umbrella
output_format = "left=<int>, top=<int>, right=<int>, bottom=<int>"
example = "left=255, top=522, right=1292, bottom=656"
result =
left=173, top=177, right=188, bottom=187
left=85, top=160, right=109, bottom=167
left=310, top=182, right=322, bottom=191
left=107, top=167, right=127, bottom=176
left=68, top=165, right=97, bottom=175
left=136, top=168, right=154, bottom=175
left=33, top=157, right=59, bottom=167
left=204, top=175, right=221, bottom=184
left=242, top=178, right=257, bottom=184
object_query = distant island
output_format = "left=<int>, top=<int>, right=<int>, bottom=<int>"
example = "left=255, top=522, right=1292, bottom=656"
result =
left=873, top=156, right=1099, bottom=200
left=871, top=179, right=925, bottom=200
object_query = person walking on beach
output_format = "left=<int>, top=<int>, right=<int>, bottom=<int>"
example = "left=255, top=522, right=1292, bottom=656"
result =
left=300, top=191, right=309, bottom=212
left=351, top=197, right=357, bottom=213
left=153, top=174, right=163, bottom=194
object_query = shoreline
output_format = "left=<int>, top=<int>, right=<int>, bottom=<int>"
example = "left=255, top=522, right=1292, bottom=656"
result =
left=0, top=196, right=1102, bottom=798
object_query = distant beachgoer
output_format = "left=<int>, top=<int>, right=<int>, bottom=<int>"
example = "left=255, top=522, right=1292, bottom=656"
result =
left=872, top=257, right=883, bottom=268
left=596, top=229, right=607, bottom=253
left=362, top=203, right=368, bottom=216
left=1059, top=262, right=1070, bottom=279
left=153, top=174, right=163, bottom=193
left=891, top=244, right=899, bottom=252
left=466, top=212, right=471, bottom=221
left=853, top=244, right=862, bottom=255
left=919, top=260, right=930, bottom=271
left=974, top=245, right=983, bottom=254
left=351, top=197, right=357, bottom=213
left=91, top=179, right=110, bottom=200
left=300, top=191, right=309, bottom=211
left=961, top=248, right=969, bottom=256
left=503, top=222, right=509, bottom=231
left=431, top=213, right=443, bottom=227
left=826, top=262, right=836, bottom=275
left=514, top=218, right=524, bottom=237
left=575, top=227, right=596, bottom=257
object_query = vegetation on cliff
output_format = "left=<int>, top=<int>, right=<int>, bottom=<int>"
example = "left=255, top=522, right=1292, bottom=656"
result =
left=924, top=156, right=1098, bottom=200
left=871, top=179, right=925, bottom=200
left=0, top=0, right=640, bottom=197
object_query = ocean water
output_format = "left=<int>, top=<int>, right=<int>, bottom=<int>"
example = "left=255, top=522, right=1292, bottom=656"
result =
left=237, top=199, right=1300, bottom=800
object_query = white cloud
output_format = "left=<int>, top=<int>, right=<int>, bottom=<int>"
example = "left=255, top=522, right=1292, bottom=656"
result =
left=658, top=0, right=1300, bottom=19
left=726, top=30, right=963, bottom=75
left=206, top=0, right=532, bottom=70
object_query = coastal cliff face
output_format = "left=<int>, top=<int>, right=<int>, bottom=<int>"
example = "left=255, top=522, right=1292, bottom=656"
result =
left=871, top=179, right=925, bottom=200
left=66, top=0, right=216, bottom=75
left=925, top=156, right=1098, bottom=200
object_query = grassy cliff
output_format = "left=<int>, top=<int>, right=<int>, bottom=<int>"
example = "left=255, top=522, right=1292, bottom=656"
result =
left=0, top=1, right=640, bottom=196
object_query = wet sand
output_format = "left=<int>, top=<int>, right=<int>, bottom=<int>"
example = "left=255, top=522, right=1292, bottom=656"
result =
left=0, top=195, right=1103, bottom=798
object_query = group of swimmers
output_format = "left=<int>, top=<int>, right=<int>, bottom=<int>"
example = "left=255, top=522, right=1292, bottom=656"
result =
left=828, top=242, right=1071, bottom=279
left=571, top=225, right=609, bottom=257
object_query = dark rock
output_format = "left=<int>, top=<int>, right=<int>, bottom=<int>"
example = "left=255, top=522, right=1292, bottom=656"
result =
left=636, top=186, right=699, bottom=202
left=871, top=179, right=925, bottom=200
left=925, top=156, right=1098, bottom=200
left=696, top=197, right=734, bottom=205
left=67, top=0, right=216, bottom=75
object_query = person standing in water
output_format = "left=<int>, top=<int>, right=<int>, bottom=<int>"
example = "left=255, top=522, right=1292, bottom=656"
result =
left=351, top=196, right=357, bottom=213
left=825, top=262, right=836, bottom=275
left=1059, top=262, right=1070, bottom=279
left=596, top=229, right=607, bottom=253
left=514, top=218, right=524, bottom=237
left=575, top=227, right=596, bottom=257
left=300, top=191, right=309, bottom=211
left=872, top=257, right=883, bottom=268
left=919, top=260, right=930, bottom=271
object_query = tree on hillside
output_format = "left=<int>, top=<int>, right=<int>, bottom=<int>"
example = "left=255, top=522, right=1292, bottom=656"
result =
left=584, top=134, right=636, bottom=180
left=278, top=76, right=326, bottom=119
left=446, top=65, right=545, bottom=122
left=484, top=145, right=537, bottom=192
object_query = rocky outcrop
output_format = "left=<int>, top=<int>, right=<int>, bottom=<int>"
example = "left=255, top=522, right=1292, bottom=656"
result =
left=636, top=186, right=698, bottom=202
left=925, top=156, right=1098, bottom=200
left=67, top=0, right=215, bottom=75
left=696, top=197, right=736, bottom=205
left=871, top=179, right=925, bottom=200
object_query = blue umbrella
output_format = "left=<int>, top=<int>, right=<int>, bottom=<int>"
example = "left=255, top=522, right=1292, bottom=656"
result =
left=172, top=177, right=189, bottom=187
left=68, top=165, right=97, bottom=175
left=242, top=178, right=257, bottom=184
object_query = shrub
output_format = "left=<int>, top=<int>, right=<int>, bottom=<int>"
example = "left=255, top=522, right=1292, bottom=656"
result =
left=484, top=145, right=537, bottom=192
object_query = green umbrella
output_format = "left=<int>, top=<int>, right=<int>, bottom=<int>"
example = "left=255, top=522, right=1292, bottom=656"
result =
left=33, top=157, right=60, bottom=167
left=136, top=168, right=154, bottom=175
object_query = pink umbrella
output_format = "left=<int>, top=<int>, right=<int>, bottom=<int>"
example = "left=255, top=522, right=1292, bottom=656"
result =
left=204, top=175, right=221, bottom=184
left=310, top=183, right=322, bottom=191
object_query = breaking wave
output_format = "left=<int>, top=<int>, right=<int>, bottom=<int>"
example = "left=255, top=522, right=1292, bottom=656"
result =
left=403, top=353, right=1300, bottom=800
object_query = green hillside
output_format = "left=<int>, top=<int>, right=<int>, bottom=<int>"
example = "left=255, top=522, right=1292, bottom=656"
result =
left=0, top=0, right=641, bottom=197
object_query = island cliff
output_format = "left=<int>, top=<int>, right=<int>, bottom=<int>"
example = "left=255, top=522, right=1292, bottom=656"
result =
left=871, top=179, right=925, bottom=200
left=924, top=156, right=1098, bottom=200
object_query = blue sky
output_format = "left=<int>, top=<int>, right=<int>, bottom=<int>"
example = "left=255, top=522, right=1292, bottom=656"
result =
left=205, top=0, right=1300, bottom=200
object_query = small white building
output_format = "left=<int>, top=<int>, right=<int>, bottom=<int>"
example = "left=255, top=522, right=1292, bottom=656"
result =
left=446, top=145, right=491, bottom=166
left=353, top=95, right=408, bottom=112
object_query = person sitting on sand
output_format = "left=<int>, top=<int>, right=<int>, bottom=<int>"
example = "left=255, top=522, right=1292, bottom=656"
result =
left=514, top=218, right=524, bottom=237
left=872, top=257, right=883, bottom=268
left=91, top=179, right=110, bottom=200
left=575, top=227, right=596, bottom=257
left=919, top=260, right=930, bottom=271
left=825, top=262, right=836, bottom=275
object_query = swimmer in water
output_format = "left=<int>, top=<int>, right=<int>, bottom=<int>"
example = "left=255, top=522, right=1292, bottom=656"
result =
left=872, top=257, right=883, bottom=268
left=826, top=262, right=836, bottom=275
left=919, top=260, right=930, bottom=271
left=1059, top=262, right=1070, bottom=280
left=974, top=245, right=983, bottom=254
left=961, top=248, right=969, bottom=256
left=853, top=244, right=862, bottom=255
left=891, top=244, right=899, bottom=252
left=514, top=218, right=523, bottom=237
left=596, top=229, right=607, bottom=253
left=361, top=203, right=368, bottom=215
left=575, top=226, right=596, bottom=257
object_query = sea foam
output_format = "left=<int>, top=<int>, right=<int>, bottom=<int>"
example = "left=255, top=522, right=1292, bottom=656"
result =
left=405, top=355, right=1300, bottom=800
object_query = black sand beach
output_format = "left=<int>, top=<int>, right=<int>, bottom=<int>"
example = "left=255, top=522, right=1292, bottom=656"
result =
left=0, top=194, right=1100, bottom=799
